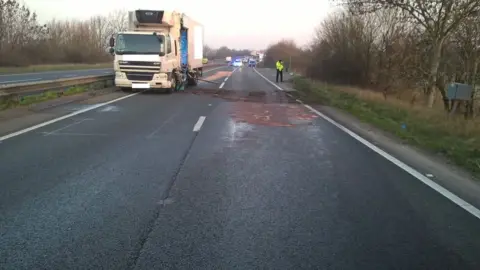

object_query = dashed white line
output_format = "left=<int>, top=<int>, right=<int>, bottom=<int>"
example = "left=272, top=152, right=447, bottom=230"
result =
left=254, top=67, right=480, bottom=220
left=218, top=68, right=237, bottom=89
left=193, top=116, right=206, bottom=132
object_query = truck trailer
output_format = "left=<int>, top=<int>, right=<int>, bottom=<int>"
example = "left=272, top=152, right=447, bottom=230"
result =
left=108, top=10, right=204, bottom=93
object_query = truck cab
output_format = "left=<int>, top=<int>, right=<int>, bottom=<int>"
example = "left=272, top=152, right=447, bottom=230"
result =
left=109, top=10, right=204, bottom=93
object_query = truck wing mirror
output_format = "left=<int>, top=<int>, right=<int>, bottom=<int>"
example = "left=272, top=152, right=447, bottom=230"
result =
left=109, top=47, right=115, bottom=55
left=109, top=36, right=115, bottom=47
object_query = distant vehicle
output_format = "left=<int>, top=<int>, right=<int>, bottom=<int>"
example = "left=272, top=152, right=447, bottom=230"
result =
left=248, top=59, right=256, bottom=67
left=232, top=58, right=243, bottom=67
left=226, top=56, right=232, bottom=63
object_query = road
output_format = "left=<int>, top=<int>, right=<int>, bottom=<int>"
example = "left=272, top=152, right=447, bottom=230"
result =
left=1, top=66, right=480, bottom=269
left=0, top=59, right=225, bottom=85
left=0, top=68, right=113, bottom=85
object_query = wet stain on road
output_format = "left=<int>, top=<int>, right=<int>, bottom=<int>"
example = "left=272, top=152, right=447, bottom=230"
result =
left=202, top=71, right=233, bottom=82
left=229, top=102, right=317, bottom=127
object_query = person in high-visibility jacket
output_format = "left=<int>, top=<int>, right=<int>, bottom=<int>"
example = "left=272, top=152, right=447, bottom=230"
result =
left=276, top=60, right=284, bottom=83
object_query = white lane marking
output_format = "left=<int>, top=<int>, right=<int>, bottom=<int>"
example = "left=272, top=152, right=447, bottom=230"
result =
left=304, top=103, right=480, bottom=220
left=193, top=116, right=206, bottom=132
left=253, top=68, right=283, bottom=91
left=0, top=78, right=42, bottom=84
left=0, top=93, right=140, bottom=142
left=254, top=68, right=480, bottom=220
left=218, top=68, right=237, bottom=89
left=0, top=65, right=227, bottom=141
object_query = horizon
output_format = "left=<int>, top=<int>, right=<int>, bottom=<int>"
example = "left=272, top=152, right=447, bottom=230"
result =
left=22, top=0, right=334, bottom=50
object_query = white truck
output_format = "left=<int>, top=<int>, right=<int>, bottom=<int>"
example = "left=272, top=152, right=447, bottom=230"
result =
left=108, top=10, right=204, bottom=93
left=225, top=56, right=232, bottom=63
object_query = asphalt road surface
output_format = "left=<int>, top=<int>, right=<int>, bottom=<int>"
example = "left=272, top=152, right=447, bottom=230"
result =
left=1, top=66, right=480, bottom=269
left=0, top=68, right=113, bottom=85
left=0, top=59, right=225, bottom=85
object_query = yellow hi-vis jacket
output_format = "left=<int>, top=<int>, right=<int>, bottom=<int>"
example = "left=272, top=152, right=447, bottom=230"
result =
left=276, top=61, right=284, bottom=71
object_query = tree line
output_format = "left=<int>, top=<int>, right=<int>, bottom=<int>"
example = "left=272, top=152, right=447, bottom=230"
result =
left=0, top=0, right=131, bottom=66
left=203, top=45, right=251, bottom=59
left=265, top=0, right=480, bottom=113
left=0, top=0, right=240, bottom=67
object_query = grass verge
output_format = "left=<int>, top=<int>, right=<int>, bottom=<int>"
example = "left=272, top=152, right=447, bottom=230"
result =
left=0, top=82, right=106, bottom=111
left=291, top=76, right=480, bottom=177
left=0, top=63, right=111, bottom=74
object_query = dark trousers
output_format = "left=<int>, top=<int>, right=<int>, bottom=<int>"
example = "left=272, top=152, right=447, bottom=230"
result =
left=276, top=69, right=283, bottom=82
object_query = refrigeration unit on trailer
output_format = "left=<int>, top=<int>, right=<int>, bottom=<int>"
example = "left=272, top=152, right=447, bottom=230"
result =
left=108, top=10, right=204, bottom=93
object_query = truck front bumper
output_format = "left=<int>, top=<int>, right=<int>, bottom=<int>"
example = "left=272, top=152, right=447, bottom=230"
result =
left=114, top=72, right=172, bottom=89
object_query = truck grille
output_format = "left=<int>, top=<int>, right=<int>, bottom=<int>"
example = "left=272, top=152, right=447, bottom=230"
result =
left=119, top=61, right=161, bottom=73
left=119, top=61, right=159, bottom=66
left=126, top=72, right=154, bottom=81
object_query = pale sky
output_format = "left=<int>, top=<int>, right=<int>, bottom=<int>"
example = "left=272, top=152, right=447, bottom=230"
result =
left=22, top=0, right=333, bottom=50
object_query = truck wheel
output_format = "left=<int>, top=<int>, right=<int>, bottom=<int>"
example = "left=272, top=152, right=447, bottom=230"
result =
left=120, top=87, right=131, bottom=92
left=188, top=73, right=198, bottom=86
left=167, top=81, right=175, bottom=94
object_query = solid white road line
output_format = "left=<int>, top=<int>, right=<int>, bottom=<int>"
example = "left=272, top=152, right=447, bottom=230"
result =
left=0, top=93, right=140, bottom=142
left=254, top=67, right=480, bottom=220
left=219, top=82, right=225, bottom=89
left=193, top=116, right=206, bottom=132
left=253, top=68, right=283, bottom=91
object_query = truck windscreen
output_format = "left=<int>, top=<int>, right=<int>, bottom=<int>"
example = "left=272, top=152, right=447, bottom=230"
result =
left=115, top=34, right=165, bottom=55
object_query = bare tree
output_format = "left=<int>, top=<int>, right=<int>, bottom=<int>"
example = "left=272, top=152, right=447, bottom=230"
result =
left=107, top=9, right=128, bottom=34
left=0, top=1, right=131, bottom=66
left=90, top=15, right=110, bottom=52
left=340, top=0, right=480, bottom=107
